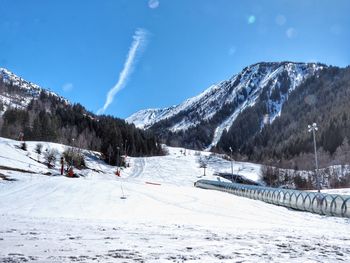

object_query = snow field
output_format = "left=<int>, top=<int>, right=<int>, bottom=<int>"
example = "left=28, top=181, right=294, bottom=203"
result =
left=0, top=137, right=350, bottom=262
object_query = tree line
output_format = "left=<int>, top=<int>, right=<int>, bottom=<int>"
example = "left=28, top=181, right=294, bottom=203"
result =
left=0, top=80, right=164, bottom=166
left=215, top=66, right=350, bottom=172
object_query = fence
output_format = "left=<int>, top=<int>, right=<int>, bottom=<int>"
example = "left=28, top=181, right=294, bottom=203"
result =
left=195, top=179, right=350, bottom=218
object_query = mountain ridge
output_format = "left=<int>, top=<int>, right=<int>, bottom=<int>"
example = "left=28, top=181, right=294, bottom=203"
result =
left=127, top=61, right=326, bottom=150
left=0, top=67, right=69, bottom=114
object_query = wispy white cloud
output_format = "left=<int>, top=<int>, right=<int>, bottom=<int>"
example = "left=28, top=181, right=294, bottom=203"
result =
left=62, top=82, right=73, bottom=92
left=97, top=28, right=148, bottom=115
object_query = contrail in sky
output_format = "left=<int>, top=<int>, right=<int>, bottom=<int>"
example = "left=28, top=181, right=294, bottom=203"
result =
left=97, top=28, right=148, bottom=115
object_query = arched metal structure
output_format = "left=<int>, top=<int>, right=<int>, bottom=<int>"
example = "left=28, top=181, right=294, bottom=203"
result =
left=195, top=179, right=350, bottom=218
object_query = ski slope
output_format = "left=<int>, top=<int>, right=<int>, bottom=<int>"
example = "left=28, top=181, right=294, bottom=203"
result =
left=0, top=137, right=349, bottom=262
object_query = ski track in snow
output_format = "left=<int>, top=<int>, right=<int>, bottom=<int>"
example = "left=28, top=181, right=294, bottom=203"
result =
left=0, top=138, right=350, bottom=262
left=128, top=158, right=145, bottom=179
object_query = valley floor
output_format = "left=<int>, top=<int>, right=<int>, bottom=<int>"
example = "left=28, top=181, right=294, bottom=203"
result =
left=0, top=138, right=349, bottom=262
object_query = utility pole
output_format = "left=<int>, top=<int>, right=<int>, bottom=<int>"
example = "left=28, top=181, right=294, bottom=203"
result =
left=116, top=146, right=120, bottom=167
left=308, top=123, right=320, bottom=193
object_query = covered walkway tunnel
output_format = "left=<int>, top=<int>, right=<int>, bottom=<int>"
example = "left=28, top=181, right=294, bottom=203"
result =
left=195, top=179, right=350, bottom=218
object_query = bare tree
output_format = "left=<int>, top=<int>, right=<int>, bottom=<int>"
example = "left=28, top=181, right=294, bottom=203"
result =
left=261, top=165, right=280, bottom=187
left=44, top=148, right=58, bottom=168
left=63, top=147, right=85, bottom=168
left=334, top=137, right=350, bottom=165
left=77, top=131, right=89, bottom=150
left=35, top=143, right=43, bottom=155
left=107, top=145, right=113, bottom=165
left=198, top=157, right=208, bottom=176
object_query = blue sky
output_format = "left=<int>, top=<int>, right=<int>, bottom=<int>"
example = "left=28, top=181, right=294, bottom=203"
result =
left=0, top=0, right=349, bottom=118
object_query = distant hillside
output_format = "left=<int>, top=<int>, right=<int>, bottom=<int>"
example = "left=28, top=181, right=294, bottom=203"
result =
left=128, top=62, right=350, bottom=170
left=0, top=68, right=163, bottom=165
left=127, top=62, right=325, bottom=150
left=220, top=66, right=350, bottom=170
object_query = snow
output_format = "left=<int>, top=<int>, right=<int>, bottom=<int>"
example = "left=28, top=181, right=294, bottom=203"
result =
left=0, top=139, right=48, bottom=173
left=1, top=137, right=349, bottom=262
left=126, top=108, right=165, bottom=129
left=126, top=84, right=222, bottom=131
left=324, top=188, right=350, bottom=195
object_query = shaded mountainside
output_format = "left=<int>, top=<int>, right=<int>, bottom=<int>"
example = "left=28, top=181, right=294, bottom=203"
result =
left=128, top=62, right=350, bottom=170
left=0, top=68, right=163, bottom=165
left=219, top=66, right=350, bottom=169
left=128, top=61, right=326, bottom=150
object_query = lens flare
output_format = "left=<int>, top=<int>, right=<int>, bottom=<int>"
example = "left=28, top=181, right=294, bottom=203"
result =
left=286, top=27, right=297, bottom=39
left=148, top=0, right=159, bottom=9
left=248, top=15, right=256, bottom=24
left=276, top=15, right=286, bottom=26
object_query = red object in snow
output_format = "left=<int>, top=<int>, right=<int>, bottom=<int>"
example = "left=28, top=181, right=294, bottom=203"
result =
left=68, top=168, right=74, bottom=177
left=115, top=169, right=120, bottom=177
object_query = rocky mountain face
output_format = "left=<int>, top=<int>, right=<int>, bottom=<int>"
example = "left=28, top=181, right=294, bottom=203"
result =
left=127, top=62, right=326, bottom=150
left=0, top=68, right=68, bottom=114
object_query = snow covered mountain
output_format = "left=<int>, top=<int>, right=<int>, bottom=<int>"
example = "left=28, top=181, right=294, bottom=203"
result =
left=0, top=68, right=68, bottom=114
left=127, top=62, right=325, bottom=150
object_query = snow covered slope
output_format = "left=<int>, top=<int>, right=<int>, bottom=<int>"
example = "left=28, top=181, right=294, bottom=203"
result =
left=0, top=137, right=260, bottom=186
left=127, top=62, right=325, bottom=149
left=126, top=107, right=174, bottom=129
left=0, top=68, right=68, bottom=114
left=1, top=136, right=350, bottom=262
